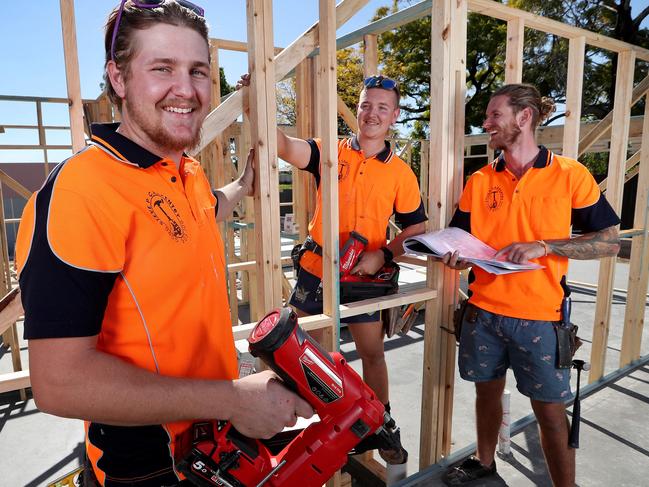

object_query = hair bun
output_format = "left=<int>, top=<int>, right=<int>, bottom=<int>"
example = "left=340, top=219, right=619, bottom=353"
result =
left=540, top=97, right=556, bottom=122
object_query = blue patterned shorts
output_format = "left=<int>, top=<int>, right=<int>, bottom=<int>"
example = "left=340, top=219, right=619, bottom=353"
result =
left=458, top=304, right=573, bottom=402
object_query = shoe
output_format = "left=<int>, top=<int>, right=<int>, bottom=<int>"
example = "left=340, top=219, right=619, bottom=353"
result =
left=443, top=455, right=497, bottom=485
left=379, top=445, right=408, bottom=465
left=377, top=423, right=408, bottom=465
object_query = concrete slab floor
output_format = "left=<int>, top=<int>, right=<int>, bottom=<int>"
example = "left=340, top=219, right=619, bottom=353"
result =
left=1, top=259, right=648, bottom=486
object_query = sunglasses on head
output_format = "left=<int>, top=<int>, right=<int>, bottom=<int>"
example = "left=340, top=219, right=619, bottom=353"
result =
left=111, top=0, right=205, bottom=62
left=363, top=76, right=398, bottom=91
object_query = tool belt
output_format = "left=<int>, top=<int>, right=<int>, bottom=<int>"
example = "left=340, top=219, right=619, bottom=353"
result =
left=291, top=236, right=321, bottom=276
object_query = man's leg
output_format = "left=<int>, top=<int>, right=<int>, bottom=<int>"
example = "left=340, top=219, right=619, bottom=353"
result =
left=531, top=400, right=575, bottom=487
left=475, top=377, right=506, bottom=467
left=347, top=321, right=388, bottom=403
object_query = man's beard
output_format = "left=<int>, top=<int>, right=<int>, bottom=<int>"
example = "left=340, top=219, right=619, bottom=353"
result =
left=489, top=120, right=521, bottom=151
left=125, top=94, right=203, bottom=154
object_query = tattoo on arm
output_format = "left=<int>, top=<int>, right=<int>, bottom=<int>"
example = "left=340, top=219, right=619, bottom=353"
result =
left=547, top=226, right=620, bottom=260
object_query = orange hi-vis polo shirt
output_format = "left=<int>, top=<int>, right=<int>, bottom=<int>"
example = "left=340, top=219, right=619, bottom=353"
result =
left=449, top=147, right=620, bottom=321
left=15, top=123, right=238, bottom=486
left=299, top=136, right=427, bottom=278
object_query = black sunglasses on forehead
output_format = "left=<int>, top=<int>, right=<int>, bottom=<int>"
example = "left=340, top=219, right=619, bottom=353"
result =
left=363, top=76, right=398, bottom=91
left=110, top=0, right=205, bottom=62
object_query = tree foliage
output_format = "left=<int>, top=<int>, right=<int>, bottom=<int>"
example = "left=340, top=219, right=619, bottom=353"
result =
left=372, top=0, right=649, bottom=137
left=274, top=49, right=364, bottom=134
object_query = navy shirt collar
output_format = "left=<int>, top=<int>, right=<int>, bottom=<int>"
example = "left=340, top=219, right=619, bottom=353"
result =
left=90, top=123, right=167, bottom=169
left=350, top=135, right=392, bottom=163
left=495, top=145, right=551, bottom=172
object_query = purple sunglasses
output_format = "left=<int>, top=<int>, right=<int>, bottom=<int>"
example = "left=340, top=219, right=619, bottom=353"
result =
left=110, top=0, right=205, bottom=62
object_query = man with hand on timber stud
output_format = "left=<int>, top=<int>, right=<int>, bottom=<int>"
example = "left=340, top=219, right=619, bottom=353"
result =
left=15, top=2, right=312, bottom=486
left=440, top=84, right=620, bottom=486
left=238, top=73, right=427, bottom=464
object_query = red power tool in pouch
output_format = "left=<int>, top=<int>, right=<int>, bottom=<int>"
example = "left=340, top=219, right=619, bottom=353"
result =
left=339, top=231, right=399, bottom=302
left=176, top=307, right=407, bottom=487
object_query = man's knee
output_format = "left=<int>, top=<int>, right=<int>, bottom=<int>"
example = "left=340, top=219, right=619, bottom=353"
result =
left=532, top=401, right=569, bottom=433
left=357, top=347, right=386, bottom=366
left=475, top=378, right=506, bottom=400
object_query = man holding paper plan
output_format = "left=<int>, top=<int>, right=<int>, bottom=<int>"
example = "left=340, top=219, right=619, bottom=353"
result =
left=439, top=84, right=620, bottom=487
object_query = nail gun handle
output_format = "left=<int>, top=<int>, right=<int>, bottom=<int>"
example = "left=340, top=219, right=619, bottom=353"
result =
left=340, top=231, right=368, bottom=276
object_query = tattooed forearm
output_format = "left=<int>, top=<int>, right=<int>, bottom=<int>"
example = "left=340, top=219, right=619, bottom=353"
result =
left=547, top=226, right=620, bottom=260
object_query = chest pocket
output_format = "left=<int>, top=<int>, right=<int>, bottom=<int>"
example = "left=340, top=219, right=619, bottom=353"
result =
left=530, top=196, right=571, bottom=239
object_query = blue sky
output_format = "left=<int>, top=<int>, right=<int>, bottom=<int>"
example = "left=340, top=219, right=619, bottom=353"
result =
left=1, top=0, right=649, bottom=162
left=0, top=0, right=389, bottom=100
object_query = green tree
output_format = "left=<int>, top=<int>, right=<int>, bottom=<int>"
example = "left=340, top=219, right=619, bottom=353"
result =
left=273, top=49, right=364, bottom=134
left=219, top=67, right=233, bottom=97
left=336, top=47, right=365, bottom=134
left=373, top=0, right=649, bottom=135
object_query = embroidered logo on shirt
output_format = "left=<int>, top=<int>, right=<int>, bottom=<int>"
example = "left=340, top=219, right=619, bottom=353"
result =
left=485, top=186, right=504, bottom=211
left=146, top=192, right=188, bottom=242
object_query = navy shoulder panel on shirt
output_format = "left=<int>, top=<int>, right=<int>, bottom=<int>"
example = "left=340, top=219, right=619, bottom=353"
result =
left=20, top=161, right=118, bottom=339
left=395, top=198, right=428, bottom=229
left=449, top=209, right=471, bottom=234
left=304, top=138, right=321, bottom=187
left=572, top=193, right=620, bottom=233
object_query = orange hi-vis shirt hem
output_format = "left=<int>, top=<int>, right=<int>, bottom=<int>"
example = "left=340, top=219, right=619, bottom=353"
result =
left=450, top=147, right=620, bottom=321
left=15, top=123, right=238, bottom=485
left=299, top=137, right=427, bottom=278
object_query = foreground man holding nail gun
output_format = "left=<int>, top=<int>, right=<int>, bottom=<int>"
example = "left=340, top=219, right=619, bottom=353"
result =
left=16, top=2, right=313, bottom=486
left=440, top=84, right=620, bottom=486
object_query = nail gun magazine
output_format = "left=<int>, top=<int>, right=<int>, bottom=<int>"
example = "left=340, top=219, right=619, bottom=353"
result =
left=402, top=227, right=543, bottom=275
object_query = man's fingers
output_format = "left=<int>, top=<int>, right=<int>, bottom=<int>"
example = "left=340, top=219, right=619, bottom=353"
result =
left=295, top=397, right=314, bottom=419
left=494, top=247, right=508, bottom=259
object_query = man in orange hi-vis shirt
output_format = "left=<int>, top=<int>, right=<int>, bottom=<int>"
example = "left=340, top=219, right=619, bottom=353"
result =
left=15, top=2, right=311, bottom=486
left=238, top=71, right=428, bottom=464
left=441, top=84, right=620, bottom=487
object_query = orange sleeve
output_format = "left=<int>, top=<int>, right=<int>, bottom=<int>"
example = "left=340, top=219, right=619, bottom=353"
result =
left=48, top=188, right=126, bottom=272
left=15, top=195, right=36, bottom=275
left=571, top=163, right=601, bottom=209
left=458, top=174, right=475, bottom=213
left=394, top=163, right=423, bottom=214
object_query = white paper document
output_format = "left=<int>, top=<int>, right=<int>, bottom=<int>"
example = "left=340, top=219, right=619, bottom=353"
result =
left=402, top=227, right=544, bottom=275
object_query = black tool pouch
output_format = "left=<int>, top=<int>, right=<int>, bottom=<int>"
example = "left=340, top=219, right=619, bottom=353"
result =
left=340, top=262, right=400, bottom=303
left=452, top=299, right=476, bottom=343
left=291, top=243, right=303, bottom=275
left=555, top=323, right=580, bottom=369
left=452, top=299, right=468, bottom=343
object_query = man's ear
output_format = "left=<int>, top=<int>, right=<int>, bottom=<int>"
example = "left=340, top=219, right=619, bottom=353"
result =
left=391, top=107, right=400, bottom=125
left=517, top=107, right=533, bottom=128
left=106, top=60, right=127, bottom=99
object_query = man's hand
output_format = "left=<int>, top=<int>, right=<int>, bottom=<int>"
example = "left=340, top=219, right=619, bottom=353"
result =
left=236, top=73, right=251, bottom=91
left=238, top=148, right=255, bottom=197
left=494, top=241, right=545, bottom=264
left=230, top=370, right=314, bottom=439
left=440, top=250, right=471, bottom=270
left=350, top=250, right=385, bottom=277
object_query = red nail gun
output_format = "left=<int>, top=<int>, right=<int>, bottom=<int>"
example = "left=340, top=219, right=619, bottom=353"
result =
left=338, top=231, right=399, bottom=302
left=176, top=307, right=407, bottom=487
